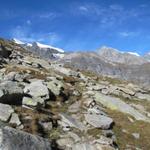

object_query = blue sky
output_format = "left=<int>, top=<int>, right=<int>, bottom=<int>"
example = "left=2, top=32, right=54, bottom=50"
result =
left=0, top=0, right=150, bottom=54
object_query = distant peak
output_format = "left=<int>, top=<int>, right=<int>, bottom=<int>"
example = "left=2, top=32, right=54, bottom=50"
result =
left=99, top=46, right=122, bottom=54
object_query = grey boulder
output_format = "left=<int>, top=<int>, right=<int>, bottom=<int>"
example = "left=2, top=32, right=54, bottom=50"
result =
left=24, top=80, right=49, bottom=99
left=0, top=81, right=23, bottom=105
left=84, top=113, right=113, bottom=129
left=0, top=126, right=52, bottom=150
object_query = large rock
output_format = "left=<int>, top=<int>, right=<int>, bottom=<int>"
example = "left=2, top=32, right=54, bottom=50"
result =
left=46, top=77, right=63, bottom=96
left=0, top=103, right=14, bottom=122
left=24, top=80, right=49, bottom=99
left=0, top=126, right=52, bottom=150
left=94, top=93, right=150, bottom=122
left=84, top=113, right=113, bottom=129
left=0, top=81, right=23, bottom=105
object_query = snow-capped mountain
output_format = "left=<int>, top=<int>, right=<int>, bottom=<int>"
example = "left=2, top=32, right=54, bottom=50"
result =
left=98, top=46, right=147, bottom=65
left=12, top=38, right=65, bottom=59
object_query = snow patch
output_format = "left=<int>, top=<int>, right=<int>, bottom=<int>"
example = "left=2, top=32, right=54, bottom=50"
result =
left=127, top=52, right=140, bottom=57
left=13, top=38, right=25, bottom=44
left=35, top=42, right=64, bottom=53
left=53, top=53, right=65, bottom=59
left=26, top=43, right=32, bottom=47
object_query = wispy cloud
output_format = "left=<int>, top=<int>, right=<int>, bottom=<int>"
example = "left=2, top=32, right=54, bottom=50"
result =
left=72, top=2, right=150, bottom=27
left=79, top=6, right=88, bottom=12
left=38, top=12, right=59, bottom=19
left=10, top=25, right=60, bottom=44
left=119, top=31, right=140, bottom=37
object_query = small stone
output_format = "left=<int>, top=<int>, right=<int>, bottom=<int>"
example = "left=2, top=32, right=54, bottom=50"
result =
left=93, top=136, right=114, bottom=146
left=68, top=101, right=81, bottom=113
left=38, top=121, right=53, bottom=131
left=102, top=130, right=114, bottom=138
left=9, top=113, right=21, bottom=126
left=132, top=133, right=140, bottom=139
left=0, top=103, right=14, bottom=122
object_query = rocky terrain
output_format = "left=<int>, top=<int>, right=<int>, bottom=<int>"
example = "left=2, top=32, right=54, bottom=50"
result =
left=0, top=38, right=150, bottom=150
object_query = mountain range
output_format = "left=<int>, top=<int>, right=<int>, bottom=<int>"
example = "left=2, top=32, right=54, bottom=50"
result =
left=12, top=38, right=150, bottom=87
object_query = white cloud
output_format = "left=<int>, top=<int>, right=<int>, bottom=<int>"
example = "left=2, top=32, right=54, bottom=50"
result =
left=26, top=20, right=31, bottom=25
left=10, top=25, right=60, bottom=45
left=79, top=6, right=88, bottom=12
left=73, top=3, right=147, bottom=28
left=109, top=4, right=123, bottom=11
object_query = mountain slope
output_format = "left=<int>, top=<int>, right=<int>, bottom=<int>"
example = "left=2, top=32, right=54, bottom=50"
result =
left=0, top=38, right=150, bottom=150
left=60, top=52, right=150, bottom=87
left=0, top=39, right=150, bottom=150
left=98, top=46, right=147, bottom=65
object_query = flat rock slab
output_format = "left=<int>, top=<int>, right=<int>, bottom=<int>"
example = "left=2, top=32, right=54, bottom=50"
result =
left=0, top=103, right=14, bottom=122
left=0, top=81, right=23, bottom=95
left=84, top=113, right=113, bottom=129
left=94, top=93, right=150, bottom=122
left=0, top=126, right=52, bottom=150
left=24, top=80, right=49, bottom=99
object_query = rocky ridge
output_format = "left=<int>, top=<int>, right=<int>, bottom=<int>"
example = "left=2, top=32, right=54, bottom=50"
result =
left=0, top=38, right=150, bottom=149
left=98, top=46, right=148, bottom=65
